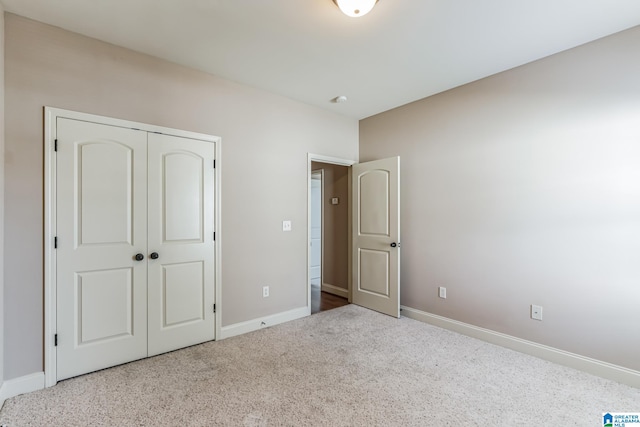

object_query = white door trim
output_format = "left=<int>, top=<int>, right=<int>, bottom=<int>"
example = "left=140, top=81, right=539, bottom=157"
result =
left=307, top=154, right=356, bottom=312
left=44, top=107, right=222, bottom=387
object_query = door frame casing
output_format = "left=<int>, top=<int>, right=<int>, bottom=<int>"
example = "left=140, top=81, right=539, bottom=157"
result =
left=44, top=107, right=222, bottom=387
left=306, top=154, right=355, bottom=312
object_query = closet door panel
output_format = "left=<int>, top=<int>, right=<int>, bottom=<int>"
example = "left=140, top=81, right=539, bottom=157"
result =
left=56, top=118, right=148, bottom=381
left=147, top=133, right=215, bottom=356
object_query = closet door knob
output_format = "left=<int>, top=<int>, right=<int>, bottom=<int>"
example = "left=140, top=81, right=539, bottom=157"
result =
left=134, top=253, right=144, bottom=261
left=150, top=252, right=159, bottom=260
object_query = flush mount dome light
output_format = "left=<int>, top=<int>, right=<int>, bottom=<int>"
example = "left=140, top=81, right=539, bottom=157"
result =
left=332, top=0, right=379, bottom=17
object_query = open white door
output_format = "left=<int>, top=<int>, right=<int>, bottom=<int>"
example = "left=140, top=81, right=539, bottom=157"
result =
left=309, top=172, right=322, bottom=286
left=351, top=156, right=400, bottom=318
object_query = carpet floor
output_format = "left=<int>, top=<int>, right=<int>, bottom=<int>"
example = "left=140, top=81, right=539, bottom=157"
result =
left=1, top=304, right=638, bottom=426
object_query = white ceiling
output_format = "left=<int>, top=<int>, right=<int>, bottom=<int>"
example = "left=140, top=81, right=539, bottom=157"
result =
left=3, top=0, right=640, bottom=119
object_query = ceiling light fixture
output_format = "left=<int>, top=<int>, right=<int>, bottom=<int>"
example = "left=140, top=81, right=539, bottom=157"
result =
left=332, top=0, right=379, bottom=18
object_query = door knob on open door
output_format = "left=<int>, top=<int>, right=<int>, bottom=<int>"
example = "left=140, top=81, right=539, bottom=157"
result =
left=390, top=242, right=400, bottom=248
left=134, top=253, right=144, bottom=261
left=150, top=252, right=159, bottom=259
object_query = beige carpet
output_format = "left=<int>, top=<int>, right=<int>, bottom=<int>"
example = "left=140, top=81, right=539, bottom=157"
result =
left=1, top=304, right=638, bottom=426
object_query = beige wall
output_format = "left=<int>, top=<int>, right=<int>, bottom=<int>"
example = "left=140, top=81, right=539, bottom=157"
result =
left=311, top=162, right=349, bottom=290
left=0, top=7, right=6, bottom=389
left=3, top=14, right=358, bottom=380
left=360, top=26, right=640, bottom=371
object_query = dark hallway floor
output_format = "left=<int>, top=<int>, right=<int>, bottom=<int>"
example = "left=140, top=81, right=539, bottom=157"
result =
left=310, top=283, right=349, bottom=314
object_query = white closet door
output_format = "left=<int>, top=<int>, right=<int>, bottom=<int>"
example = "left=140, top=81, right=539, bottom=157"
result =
left=147, top=133, right=215, bottom=356
left=56, top=118, right=148, bottom=381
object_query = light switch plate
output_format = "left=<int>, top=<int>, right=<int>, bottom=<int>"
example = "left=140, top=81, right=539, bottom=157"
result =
left=438, top=287, right=446, bottom=299
left=282, top=220, right=292, bottom=231
left=531, top=305, right=543, bottom=321
left=331, top=197, right=339, bottom=205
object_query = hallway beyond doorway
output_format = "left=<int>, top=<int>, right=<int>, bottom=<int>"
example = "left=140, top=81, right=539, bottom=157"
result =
left=311, top=284, right=348, bottom=314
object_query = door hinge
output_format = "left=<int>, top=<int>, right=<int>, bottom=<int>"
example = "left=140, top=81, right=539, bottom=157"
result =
left=54, top=236, right=58, bottom=249
left=213, top=232, right=216, bottom=241
left=54, top=139, right=58, bottom=151
left=54, top=334, right=58, bottom=346
left=213, top=303, right=216, bottom=313
left=213, top=159, right=216, bottom=169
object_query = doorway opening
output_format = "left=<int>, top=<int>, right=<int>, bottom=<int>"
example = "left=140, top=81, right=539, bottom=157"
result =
left=307, top=153, right=401, bottom=318
left=308, top=156, right=352, bottom=314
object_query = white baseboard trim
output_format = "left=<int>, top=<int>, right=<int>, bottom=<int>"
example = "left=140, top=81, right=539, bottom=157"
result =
left=400, top=305, right=640, bottom=388
left=321, top=283, right=348, bottom=298
left=219, top=306, right=310, bottom=340
left=0, top=372, right=45, bottom=405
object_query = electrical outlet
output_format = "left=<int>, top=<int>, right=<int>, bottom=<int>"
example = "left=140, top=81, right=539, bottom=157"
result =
left=439, top=287, right=447, bottom=299
left=531, top=304, right=543, bottom=321
left=282, top=220, right=292, bottom=231
left=263, top=286, right=269, bottom=298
